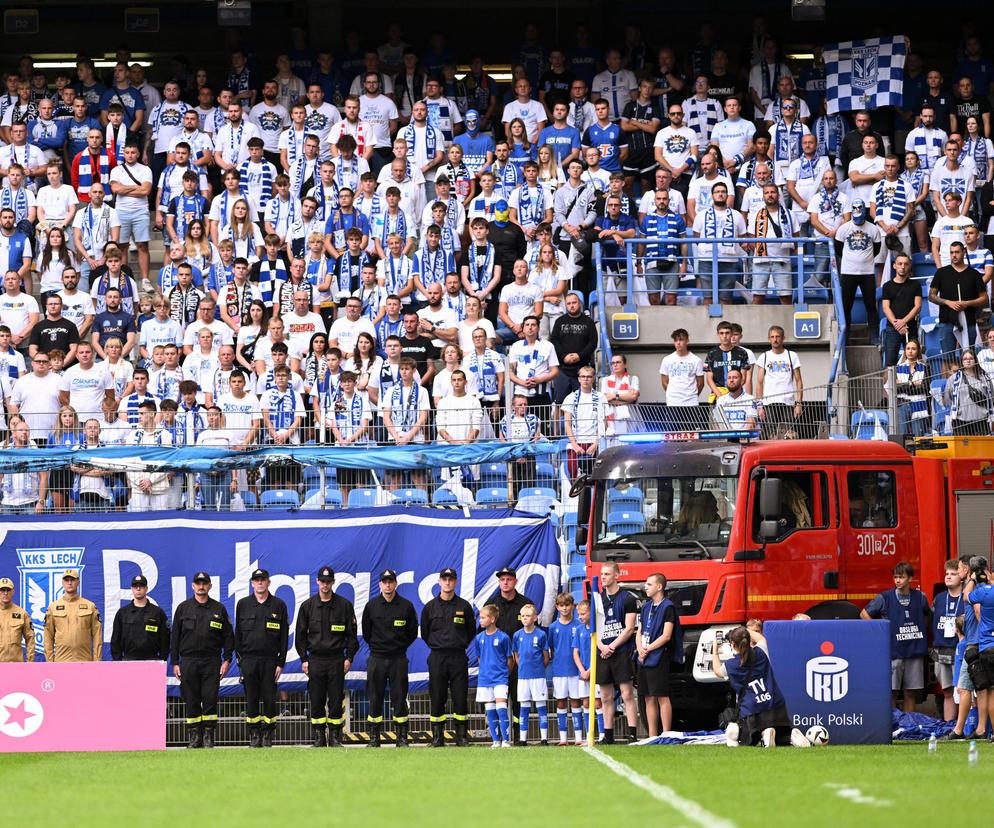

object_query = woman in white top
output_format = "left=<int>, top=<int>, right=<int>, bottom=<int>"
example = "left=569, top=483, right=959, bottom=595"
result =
left=342, top=331, right=382, bottom=409
left=35, top=226, right=77, bottom=298
left=195, top=407, right=237, bottom=510
left=219, top=198, right=264, bottom=262
left=433, top=344, right=477, bottom=405
left=456, top=295, right=496, bottom=353
left=184, top=219, right=220, bottom=277
left=462, top=326, right=504, bottom=432
left=235, top=299, right=268, bottom=373
left=102, top=336, right=134, bottom=402
left=599, top=353, right=640, bottom=437
left=528, top=243, right=568, bottom=339
left=536, top=144, right=566, bottom=198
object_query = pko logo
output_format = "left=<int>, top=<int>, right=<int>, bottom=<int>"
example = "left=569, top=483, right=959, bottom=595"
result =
left=805, top=641, right=849, bottom=702
left=16, top=548, right=84, bottom=656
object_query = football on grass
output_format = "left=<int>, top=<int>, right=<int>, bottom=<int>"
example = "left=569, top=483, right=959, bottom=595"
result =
left=806, top=725, right=829, bottom=746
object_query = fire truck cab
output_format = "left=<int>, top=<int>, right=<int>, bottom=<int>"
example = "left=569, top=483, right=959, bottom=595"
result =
left=575, top=433, right=994, bottom=720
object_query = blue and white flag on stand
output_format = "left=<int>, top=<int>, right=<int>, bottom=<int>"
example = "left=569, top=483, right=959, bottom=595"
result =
left=824, top=36, right=906, bottom=114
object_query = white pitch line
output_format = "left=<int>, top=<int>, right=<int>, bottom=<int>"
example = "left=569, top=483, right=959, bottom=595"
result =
left=582, top=746, right=738, bottom=828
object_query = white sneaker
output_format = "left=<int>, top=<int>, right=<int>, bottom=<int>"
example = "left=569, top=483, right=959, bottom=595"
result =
left=790, top=727, right=812, bottom=748
left=597, top=732, right=605, bottom=743
left=574, top=735, right=585, bottom=746
left=141, top=278, right=154, bottom=293
left=500, top=741, right=510, bottom=748
left=490, top=741, right=501, bottom=749
left=761, top=727, right=776, bottom=748
left=558, top=737, right=568, bottom=746
left=724, top=722, right=740, bottom=747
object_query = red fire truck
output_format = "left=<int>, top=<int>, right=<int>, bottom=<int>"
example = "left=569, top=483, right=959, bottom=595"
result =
left=574, top=433, right=994, bottom=718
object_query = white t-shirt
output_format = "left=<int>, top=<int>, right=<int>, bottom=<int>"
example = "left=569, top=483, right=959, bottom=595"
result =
left=358, top=94, right=399, bottom=149
left=9, top=372, right=62, bottom=434
left=328, top=315, right=375, bottom=357
left=600, top=373, right=640, bottom=423
left=216, top=391, right=262, bottom=444
left=714, top=390, right=758, bottom=430
left=499, top=281, right=544, bottom=325
left=416, top=305, right=458, bottom=349
left=214, top=120, right=261, bottom=167
left=835, top=221, right=881, bottom=274
left=303, top=103, right=342, bottom=146
left=653, top=126, right=699, bottom=169
left=638, top=188, right=686, bottom=217
left=687, top=172, right=733, bottom=213
left=71, top=204, right=120, bottom=256
left=259, top=388, right=305, bottom=444
left=0, top=291, right=39, bottom=332
left=562, top=389, right=607, bottom=442
left=807, top=190, right=851, bottom=238
left=59, top=363, right=114, bottom=418
left=755, top=348, right=801, bottom=404
left=930, top=215, right=974, bottom=266
left=929, top=160, right=976, bottom=202
left=436, top=393, right=483, bottom=442
left=283, top=310, right=326, bottom=356
left=590, top=69, right=638, bottom=121
left=139, top=316, right=184, bottom=351
left=182, top=319, right=234, bottom=352
left=35, top=184, right=78, bottom=223
left=786, top=156, right=831, bottom=220
left=248, top=102, right=290, bottom=152
left=500, top=99, right=548, bottom=140
left=659, top=352, right=704, bottom=407
left=846, top=155, right=885, bottom=204
left=710, top=118, right=757, bottom=163
left=109, top=163, right=153, bottom=216
left=56, top=290, right=95, bottom=331
left=508, top=338, right=559, bottom=396
left=457, top=318, right=496, bottom=353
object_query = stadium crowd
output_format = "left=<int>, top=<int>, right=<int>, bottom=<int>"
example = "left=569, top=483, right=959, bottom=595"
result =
left=1, top=18, right=994, bottom=512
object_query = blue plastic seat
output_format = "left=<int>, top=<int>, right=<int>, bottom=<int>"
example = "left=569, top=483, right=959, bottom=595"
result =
left=516, top=487, right=558, bottom=514
left=260, top=489, right=300, bottom=510
left=850, top=410, right=889, bottom=440
left=431, top=487, right=460, bottom=505
left=535, top=462, right=557, bottom=488
left=347, top=488, right=378, bottom=509
left=475, top=488, right=509, bottom=507
left=238, top=491, right=257, bottom=508
left=608, top=485, right=644, bottom=511
left=607, top=510, right=645, bottom=535
left=392, top=488, right=429, bottom=506
left=303, top=487, right=343, bottom=509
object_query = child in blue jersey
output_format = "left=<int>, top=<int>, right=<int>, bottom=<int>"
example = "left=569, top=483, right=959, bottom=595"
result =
left=549, top=593, right=584, bottom=745
left=475, top=603, right=514, bottom=748
left=513, top=603, right=550, bottom=745
left=712, top=625, right=810, bottom=748
left=572, top=599, right=604, bottom=739
left=931, top=559, right=965, bottom=722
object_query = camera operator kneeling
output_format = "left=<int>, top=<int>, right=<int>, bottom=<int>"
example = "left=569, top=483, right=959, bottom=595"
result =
left=711, top=625, right=810, bottom=748
left=966, top=556, right=994, bottom=741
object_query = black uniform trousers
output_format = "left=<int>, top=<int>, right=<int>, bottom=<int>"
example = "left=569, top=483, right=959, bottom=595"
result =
left=366, top=654, right=410, bottom=723
left=308, top=655, right=346, bottom=726
left=181, top=656, right=221, bottom=728
left=428, top=650, right=469, bottom=722
left=241, top=655, right=278, bottom=732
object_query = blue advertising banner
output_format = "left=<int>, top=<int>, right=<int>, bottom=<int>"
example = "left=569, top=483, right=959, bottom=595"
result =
left=0, top=508, right=560, bottom=695
left=765, top=620, right=892, bottom=745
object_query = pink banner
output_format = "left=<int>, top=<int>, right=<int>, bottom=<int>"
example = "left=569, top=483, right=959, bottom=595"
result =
left=0, top=662, right=165, bottom=752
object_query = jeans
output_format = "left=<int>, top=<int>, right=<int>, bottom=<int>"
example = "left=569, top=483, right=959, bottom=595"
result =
left=199, top=474, right=232, bottom=510
left=881, top=324, right=919, bottom=367
left=696, top=260, right=741, bottom=301
left=936, top=321, right=978, bottom=359
left=898, top=404, right=930, bottom=437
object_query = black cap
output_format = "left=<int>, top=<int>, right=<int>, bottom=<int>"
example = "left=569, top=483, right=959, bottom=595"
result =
left=495, top=567, right=517, bottom=578
left=251, top=568, right=270, bottom=581
left=131, top=575, right=148, bottom=587
left=317, top=566, right=335, bottom=581
left=379, top=569, right=398, bottom=582
left=439, top=567, right=458, bottom=579
left=193, top=571, right=211, bottom=583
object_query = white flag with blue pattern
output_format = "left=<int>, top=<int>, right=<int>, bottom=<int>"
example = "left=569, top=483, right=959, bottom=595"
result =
left=824, top=35, right=906, bottom=114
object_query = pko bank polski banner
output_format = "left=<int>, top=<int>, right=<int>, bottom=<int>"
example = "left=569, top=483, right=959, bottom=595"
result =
left=765, top=620, right=892, bottom=744
left=0, top=508, right=560, bottom=695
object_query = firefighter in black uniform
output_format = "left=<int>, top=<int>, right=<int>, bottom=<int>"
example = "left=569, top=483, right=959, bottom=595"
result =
left=110, top=574, right=170, bottom=661
left=420, top=567, right=476, bottom=748
left=235, top=568, right=289, bottom=748
left=295, top=565, right=358, bottom=747
left=490, top=567, right=529, bottom=741
left=362, top=568, right=419, bottom=748
left=170, top=571, right=235, bottom=749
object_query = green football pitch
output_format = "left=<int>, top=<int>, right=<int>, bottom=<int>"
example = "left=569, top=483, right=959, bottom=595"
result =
left=1, top=741, right=983, bottom=826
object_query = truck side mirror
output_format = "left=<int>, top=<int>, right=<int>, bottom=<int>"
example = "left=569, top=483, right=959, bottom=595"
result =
left=575, top=526, right=588, bottom=549
left=758, top=520, right=781, bottom=541
left=575, top=483, right=591, bottom=528
left=760, top=477, right=782, bottom=520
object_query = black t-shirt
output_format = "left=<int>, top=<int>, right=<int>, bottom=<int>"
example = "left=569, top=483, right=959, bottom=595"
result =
left=881, top=278, right=921, bottom=328
left=539, top=69, right=574, bottom=109
left=399, top=334, right=438, bottom=377
left=29, top=317, right=79, bottom=353
left=703, top=345, right=751, bottom=387
left=931, top=264, right=986, bottom=325
left=954, top=96, right=991, bottom=133
left=706, top=72, right=742, bottom=105
left=487, top=221, right=527, bottom=286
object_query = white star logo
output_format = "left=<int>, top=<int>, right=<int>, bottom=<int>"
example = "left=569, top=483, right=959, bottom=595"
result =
left=0, top=692, right=44, bottom=738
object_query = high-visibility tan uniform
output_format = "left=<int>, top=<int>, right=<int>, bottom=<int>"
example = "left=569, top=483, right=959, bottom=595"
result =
left=44, top=593, right=102, bottom=662
left=0, top=601, right=35, bottom=662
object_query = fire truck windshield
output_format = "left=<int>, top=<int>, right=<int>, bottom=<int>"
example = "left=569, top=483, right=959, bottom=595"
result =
left=593, top=475, right=737, bottom=561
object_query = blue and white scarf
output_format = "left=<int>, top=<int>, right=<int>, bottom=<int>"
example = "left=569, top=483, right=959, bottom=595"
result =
left=355, top=192, right=385, bottom=233
left=417, top=247, right=449, bottom=289
left=266, top=196, right=299, bottom=235
left=872, top=178, right=908, bottom=225
left=334, top=155, right=361, bottom=192
left=239, top=159, right=275, bottom=208
left=254, top=257, right=288, bottom=306
left=515, top=185, right=544, bottom=227
left=963, top=137, right=990, bottom=184
left=335, top=393, right=368, bottom=440
left=76, top=149, right=112, bottom=195
left=467, top=349, right=501, bottom=399
left=388, top=382, right=422, bottom=431
left=400, top=123, right=439, bottom=165
left=291, top=157, right=317, bottom=199
left=266, top=389, right=298, bottom=433
left=0, top=186, right=29, bottom=222
left=901, top=168, right=926, bottom=201
left=499, top=412, right=539, bottom=440
left=703, top=206, right=735, bottom=238
left=309, top=183, right=339, bottom=222
left=774, top=119, right=804, bottom=165
left=375, top=315, right=404, bottom=349
left=335, top=251, right=370, bottom=296
left=382, top=255, right=414, bottom=299
left=814, top=114, right=846, bottom=159
left=467, top=243, right=494, bottom=291
left=896, top=361, right=928, bottom=422
left=909, top=127, right=946, bottom=168
left=379, top=209, right=408, bottom=246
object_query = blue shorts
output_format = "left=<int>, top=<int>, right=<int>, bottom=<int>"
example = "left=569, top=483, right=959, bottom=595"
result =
left=117, top=210, right=150, bottom=243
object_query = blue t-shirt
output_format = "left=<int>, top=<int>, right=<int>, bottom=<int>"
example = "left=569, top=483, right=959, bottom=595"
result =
left=549, top=617, right=580, bottom=678
left=594, top=214, right=639, bottom=261
left=572, top=621, right=592, bottom=670
left=638, top=599, right=677, bottom=668
left=538, top=125, right=581, bottom=165
left=92, top=310, right=135, bottom=346
left=723, top=645, right=785, bottom=718
left=513, top=627, right=549, bottom=680
left=932, top=589, right=965, bottom=649
left=954, top=637, right=967, bottom=686
left=968, top=583, right=994, bottom=652
left=98, top=85, right=146, bottom=128
left=582, top=123, right=627, bottom=172
left=864, top=588, right=928, bottom=659
left=476, top=628, right=513, bottom=687
left=453, top=133, right=496, bottom=176
left=508, top=143, right=537, bottom=180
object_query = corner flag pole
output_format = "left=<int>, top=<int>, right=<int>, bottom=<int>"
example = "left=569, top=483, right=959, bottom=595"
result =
left=587, top=576, right=600, bottom=748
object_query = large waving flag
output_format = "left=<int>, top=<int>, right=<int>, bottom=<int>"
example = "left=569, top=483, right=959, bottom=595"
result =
left=824, top=35, right=906, bottom=114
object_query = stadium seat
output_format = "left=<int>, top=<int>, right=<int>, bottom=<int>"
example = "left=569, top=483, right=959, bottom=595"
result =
left=607, top=485, right=644, bottom=511
left=850, top=410, right=889, bottom=440
left=516, top=487, right=558, bottom=514
left=302, top=487, right=343, bottom=509
left=392, top=488, right=429, bottom=506
left=567, top=561, right=587, bottom=581
left=237, top=491, right=257, bottom=508
left=347, top=488, right=378, bottom=509
left=301, top=466, right=335, bottom=488
left=475, top=487, right=509, bottom=507
left=563, top=511, right=578, bottom=543
left=431, top=487, right=460, bottom=505
left=535, top=462, right=557, bottom=488
left=607, top=510, right=645, bottom=535
left=479, top=462, right=508, bottom=487
left=260, top=489, right=301, bottom=510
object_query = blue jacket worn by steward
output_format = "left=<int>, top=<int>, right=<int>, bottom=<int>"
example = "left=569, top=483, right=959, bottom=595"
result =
left=294, top=592, right=359, bottom=662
